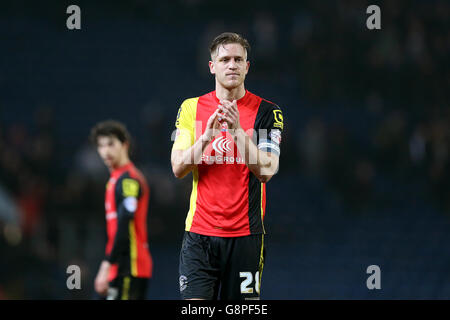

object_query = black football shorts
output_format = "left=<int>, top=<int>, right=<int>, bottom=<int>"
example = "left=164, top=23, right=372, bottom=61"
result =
left=179, top=231, right=265, bottom=300
left=107, top=276, right=149, bottom=300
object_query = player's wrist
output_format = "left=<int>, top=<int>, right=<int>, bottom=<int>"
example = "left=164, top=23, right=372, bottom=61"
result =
left=101, top=260, right=111, bottom=269
left=201, top=132, right=210, bottom=143
left=230, top=126, right=245, bottom=138
left=202, top=130, right=215, bottom=142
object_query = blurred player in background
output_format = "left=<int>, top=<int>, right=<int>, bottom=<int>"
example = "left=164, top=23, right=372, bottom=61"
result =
left=91, top=120, right=152, bottom=300
left=171, top=32, right=284, bottom=300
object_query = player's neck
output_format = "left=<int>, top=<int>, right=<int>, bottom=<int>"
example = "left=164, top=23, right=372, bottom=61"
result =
left=215, top=85, right=246, bottom=102
left=110, top=155, right=130, bottom=172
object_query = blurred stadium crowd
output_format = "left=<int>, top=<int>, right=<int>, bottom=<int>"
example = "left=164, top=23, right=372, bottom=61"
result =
left=0, top=0, right=449, bottom=298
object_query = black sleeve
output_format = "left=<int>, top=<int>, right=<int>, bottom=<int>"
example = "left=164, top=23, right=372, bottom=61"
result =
left=105, top=174, right=142, bottom=263
left=253, top=100, right=284, bottom=156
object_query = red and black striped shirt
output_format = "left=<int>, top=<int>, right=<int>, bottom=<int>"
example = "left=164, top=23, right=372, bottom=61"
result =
left=104, top=162, right=153, bottom=281
left=172, top=90, right=284, bottom=237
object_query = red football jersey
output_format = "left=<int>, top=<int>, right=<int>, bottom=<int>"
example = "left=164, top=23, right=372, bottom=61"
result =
left=104, top=162, right=153, bottom=281
left=173, top=90, right=284, bottom=237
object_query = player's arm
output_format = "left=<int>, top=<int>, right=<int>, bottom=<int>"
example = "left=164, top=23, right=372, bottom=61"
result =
left=106, top=177, right=141, bottom=263
left=171, top=126, right=214, bottom=179
left=95, top=177, right=140, bottom=296
left=234, top=131, right=279, bottom=183
left=171, top=100, right=221, bottom=179
left=219, top=100, right=283, bottom=183
left=94, top=260, right=110, bottom=296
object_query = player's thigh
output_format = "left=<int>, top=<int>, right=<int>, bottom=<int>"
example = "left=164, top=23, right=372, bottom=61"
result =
left=220, top=234, right=265, bottom=300
left=179, top=231, right=220, bottom=300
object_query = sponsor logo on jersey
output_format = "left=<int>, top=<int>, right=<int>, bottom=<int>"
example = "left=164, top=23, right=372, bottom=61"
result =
left=201, top=154, right=246, bottom=164
left=212, top=136, right=233, bottom=154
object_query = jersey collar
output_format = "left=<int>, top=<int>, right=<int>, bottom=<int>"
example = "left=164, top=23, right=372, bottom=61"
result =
left=111, top=161, right=133, bottom=177
left=213, top=89, right=251, bottom=106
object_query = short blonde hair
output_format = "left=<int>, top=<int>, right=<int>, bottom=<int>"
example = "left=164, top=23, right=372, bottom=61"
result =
left=209, top=32, right=251, bottom=59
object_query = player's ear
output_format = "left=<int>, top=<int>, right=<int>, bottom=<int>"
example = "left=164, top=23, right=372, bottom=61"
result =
left=209, top=60, right=215, bottom=75
left=123, top=140, right=130, bottom=152
left=245, top=60, right=250, bottom=74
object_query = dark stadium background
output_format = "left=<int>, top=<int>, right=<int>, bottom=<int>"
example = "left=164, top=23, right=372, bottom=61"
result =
left=0, top=0, right=449, bottom=299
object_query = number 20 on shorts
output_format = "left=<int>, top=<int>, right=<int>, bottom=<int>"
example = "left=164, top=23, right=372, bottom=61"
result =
left=240, top=271, right=260, bottom=294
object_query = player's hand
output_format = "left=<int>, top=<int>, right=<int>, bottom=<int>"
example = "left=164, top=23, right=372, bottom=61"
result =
left=204, top=108, right=222, bottom=140
left=218, top=99, right=241, bottom=130
left=94, top=260, right=110, bottom=296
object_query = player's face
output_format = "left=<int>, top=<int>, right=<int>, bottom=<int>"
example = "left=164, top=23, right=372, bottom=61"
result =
left=96, top=135, right=127, bottom=169
left=209, top=43, right=250, bottom=90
